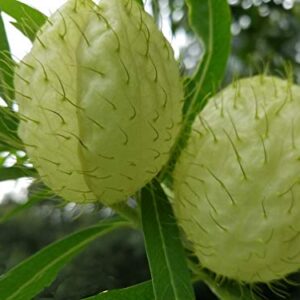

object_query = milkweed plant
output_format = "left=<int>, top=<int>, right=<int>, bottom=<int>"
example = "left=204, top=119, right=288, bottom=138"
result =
left=0, top=0, right=299, bottom=299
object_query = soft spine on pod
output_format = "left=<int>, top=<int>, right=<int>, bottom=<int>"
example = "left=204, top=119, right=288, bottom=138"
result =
left=173, top=75, right=300, bottom=283
left=15, top=0, right=183, bottom=205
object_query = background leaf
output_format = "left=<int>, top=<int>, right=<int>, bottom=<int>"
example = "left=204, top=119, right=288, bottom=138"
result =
left=0, top=12, right=20, bottom=148
left=197, top=271, right=260, bottom=300
left=141, top=181, right=195, bottom=300
left=0, top=166, right=36, bottom=181
left=0, top=11, right=14, bottom=104
left=162, top=0, right=232, bottom=179
left=0, top=187, right=49, bottom=224
left=0, top=0, right=47, bottom=41
left=183, top=0, right=231, bottom=117
left=134, top=0, right=144, bottom=6
left=83, top=281, right=153, bottom=300
left=0, top=218, right=128, bottom=300
left=0, top=107, right=22, bottom=152
left=207, top=281, right=258, bottom=300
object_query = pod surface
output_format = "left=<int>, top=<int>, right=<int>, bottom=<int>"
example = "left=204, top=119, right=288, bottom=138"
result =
left=16, top=0, right=183, bottom=205
left=174, top=76, right=300, bottom=282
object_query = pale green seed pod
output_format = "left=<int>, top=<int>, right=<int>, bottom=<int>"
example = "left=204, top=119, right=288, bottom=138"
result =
left=15, top=0, right=183, bottom=205
left=174, top=76, right=300, bottom=283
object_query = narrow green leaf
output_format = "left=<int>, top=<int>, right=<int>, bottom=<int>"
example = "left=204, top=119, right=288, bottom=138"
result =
left=201, top=273, right=259, bottom=300
left=183, top=0, right=231, bottom=116
left=0, top=11, right=14, bottom=103
left=207, top=282, right=258, bottom=300
left=0, top=188, right=48, bottom=224
left=0, top=0, right=47, bottom=41
left=162, top=0, right=232, bottom=179
left=0, top=106, right=22, bottom=151
left=0, top=166, right=37, bottom=181
left=83, top=281, right=153, bottom=300
left=134, top=0, right=144, bottom=6
left=0, top=218, right=128, bottom=300
left=141, top=181, right=195, bottom=300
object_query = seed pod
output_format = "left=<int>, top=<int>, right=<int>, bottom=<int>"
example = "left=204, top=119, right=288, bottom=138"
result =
left=173, top=76, right=300, bottom=283
left=15, top=0, right=183, bottom=205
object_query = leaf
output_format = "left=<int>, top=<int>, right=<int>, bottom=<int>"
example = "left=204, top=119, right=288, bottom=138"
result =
left=0, top=0, right=47, bottom=41
left=207, top=282, right=258, bottom=300
left=161, top=0, right=232, bottom=179
left=201, top=273, right=259, bottom=300
left=141, top=181, right=195, bottom=300
left=183, top=0, right=232, bottom=117
left=0, top=11, right=14, bottom=104
left=83, top=281, right=154, bottom=300
left=134, top=0, right=144, bottom=6
left=0, top=106, right=23, bottom=152
left=0, top=166, right=37, bottom=181
left=0, top=188, right=48, bottom=224
left=0, top=218, right=128, bottom=300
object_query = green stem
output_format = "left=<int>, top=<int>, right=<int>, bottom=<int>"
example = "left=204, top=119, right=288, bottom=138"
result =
left=111, top=202, right=140, bottom=228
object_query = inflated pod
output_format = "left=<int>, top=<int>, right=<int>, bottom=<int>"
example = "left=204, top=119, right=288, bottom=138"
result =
left=174, top=76, right=300, bottom=282
left=15, top=0, right=183, bottom=205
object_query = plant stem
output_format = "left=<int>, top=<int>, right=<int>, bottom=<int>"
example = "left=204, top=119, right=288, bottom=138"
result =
left=111, top=202, right=140, bottom=228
